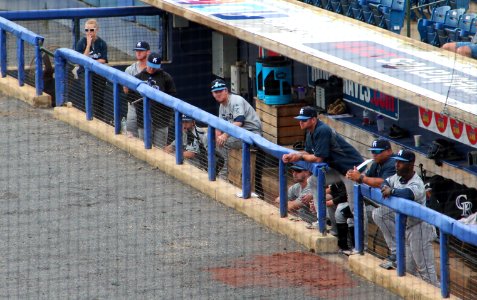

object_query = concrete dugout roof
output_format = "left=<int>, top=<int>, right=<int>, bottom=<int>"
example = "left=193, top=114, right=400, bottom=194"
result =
left=143, top=0, right=477, bottom=127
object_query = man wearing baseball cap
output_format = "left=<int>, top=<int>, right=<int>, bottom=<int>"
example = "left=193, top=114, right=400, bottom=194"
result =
left=282, top=106, right=363, bottom=235
left=210, top=78, right=262, bottom=177
left=381, top=149, right=438, bottom=285
left=346, top=139, right=397, bottom=261
left=133, top=52, right=177, bottom=147
left=123, top=41, right=151, bottom=137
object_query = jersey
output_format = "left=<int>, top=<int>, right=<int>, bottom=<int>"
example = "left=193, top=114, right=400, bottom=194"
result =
left=219, top=94, right=262, bottom=135
left=134, top=69, right=176, bottom=129
left=75, top=37, right=108, bottom=62
left=385, top=172, right=426, bottom=228
left=304, top=121, right=363, bottom=175
left=366, top=157, right=396, bottom=179
left=288, top=182, right=311, bottom=204
left=125, top=62, right=144, bottom=76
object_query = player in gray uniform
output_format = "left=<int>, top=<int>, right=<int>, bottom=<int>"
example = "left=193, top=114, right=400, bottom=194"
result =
left=275, top=165, right=315, bottom=223
left=211, top=79, right=262, bottom=177
left=346, top=139, right=397, bottom=263
left=381, top=150, right=438, bottom=286
left=123, top=41, right=151, bottom=137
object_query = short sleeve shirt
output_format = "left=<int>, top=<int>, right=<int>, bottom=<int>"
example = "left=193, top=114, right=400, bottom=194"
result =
left=75, top=37, right=108, bottom=62
left=366, top=157, right=396, bottom=179
left=288, top=183, right=312, bottom=204
left=219, top=94, right=262, bottom=134
left=385, top=172, right=426, bottom=228
left=304, top=121, right=363, bottom=175
left=125, top=62, right=144, bottom=76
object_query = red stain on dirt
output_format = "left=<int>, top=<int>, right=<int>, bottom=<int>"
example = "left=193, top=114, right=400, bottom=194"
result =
left=207, top=252, right=356, bottom=297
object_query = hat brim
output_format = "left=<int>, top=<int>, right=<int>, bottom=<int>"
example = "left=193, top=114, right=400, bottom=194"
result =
left=369, top=147, right=386, bottom=151
left=289, top=166, right=307, bottom=171
left=392, top=156, right=413, bottom=162
left=294, top=116, right=311, bottom=120
left=211, top=87, right=226, bottom=92
left=182, top=118, right=194, bottom=122
left=147, top=61, right=161, bottom=68
left=133, top=47, right=149, bottom=51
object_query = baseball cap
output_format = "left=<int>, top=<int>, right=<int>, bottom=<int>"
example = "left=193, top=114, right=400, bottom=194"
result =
left=147, top=52, right=162, bottom=68
left=294, top=106, right=317, bottom=121
left=369, top=139, right=391, bottom=151
left=289, top=164, right=307, bottom=172
left=392, top=149, right=415, bottom=162
left=211, top=79, right=227, bottom=92
left=182, top=114, right=194, bottom=122
left=133, top=41, right=150, bottom=51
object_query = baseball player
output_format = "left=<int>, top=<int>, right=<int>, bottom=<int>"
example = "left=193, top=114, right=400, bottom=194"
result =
left=381, top=150, right=438, bottom=286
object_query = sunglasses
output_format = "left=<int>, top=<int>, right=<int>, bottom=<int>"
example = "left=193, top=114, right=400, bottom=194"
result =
left=84, top=28, right=96, bottom=32
left=371, top=149, right=384, bottom=155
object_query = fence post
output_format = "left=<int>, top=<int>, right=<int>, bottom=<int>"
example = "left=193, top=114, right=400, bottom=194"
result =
left=279, top=159, right=287, bottom=217
left=354, top=184, right=364, bottom=252
left=242, top=142, right=251, bottom=199
left=143, top=96, right=152, bottom=149
left=207, top=126, right=216, bottom=181
left=54, top=53, right=65, bottom=107
left=113, top=82, right=120, bottom=134
left=396, top=212, right=407, bottom=276
left=440, top=232, right=450, bottom=298
left=0, top=29, right=5, bottom=77
left=84, top=68, right=93, bottom=120
left=175, top=110, right=183, bottom=165
left=17, top=38, right=24, bottom=86
left=317, top=166, right=326, bottom=234
left=34, top=42, right=43, bottom=96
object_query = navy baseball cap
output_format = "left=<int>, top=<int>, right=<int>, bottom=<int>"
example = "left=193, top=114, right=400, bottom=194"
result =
left=133, top=41, right=150, bottom=51
left=294, top=106, right=317, bottom=121
left=369, top=139, right=391, bottom=151
left=182, top=114, right=194, bottom=122
left=392, top=149, right=415, bottom=162
left=289, top=164, right=307, bottom=172
left=211, top=79, right=227, bottom=92
left=147, top=52, right=162, bottom=68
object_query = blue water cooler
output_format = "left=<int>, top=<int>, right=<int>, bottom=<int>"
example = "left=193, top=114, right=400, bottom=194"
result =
left=256, top=57, right=292, bottom=105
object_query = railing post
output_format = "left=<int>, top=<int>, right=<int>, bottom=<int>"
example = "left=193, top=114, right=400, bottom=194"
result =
left=241, top=142, right=251, bottom=199
left=143, top=96, right=152, bottom=149
left=0, top=29, right=5, bottom=77
left=317, top=166, right=326, bottom=234
left=34, top=42, right=43, bottom=96
left=175, top=110, right=183, bottom=165
left=72, top=18, right=80, bottom=50
left=207, top=126, right=216, bottom=181
left=54, top=53, right=65, bottom=107
left=113, top=82, right=120, bottom=134
left=396, top=212, right=407, bottom=276
left=279, top=159, right=287, bottom=218
left=440, top=232, right=450, bottom=298
left=84, top=68, right=93, bottom=120
left=354, top=184, right=364, bottom=252
left=17, top=38, right=24, bottom=86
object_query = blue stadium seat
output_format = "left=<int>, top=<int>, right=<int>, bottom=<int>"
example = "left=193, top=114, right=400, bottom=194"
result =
left=445, top=13, right=476, bottom=41
left=341, top=0, right=354, bottom=17
left=330, top=0, right=343, bottom=14
left=436, top=8, right=466, bottom=46
left=350, top=0, right=365, bottom=20
left=320, top=0, right=334, bottom=11
left=417, top=5, right=451, bottom=44
left=383, top=0, right=407, bottom=34
left=369, top=0, right=393, bottom=28
left=459, top=17, right=477, bottom=42
left=361, top=0, right=381, bottom=24
left=447, top=0, right=470, bottom=10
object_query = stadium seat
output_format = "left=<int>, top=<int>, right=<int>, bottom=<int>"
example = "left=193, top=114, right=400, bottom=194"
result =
left=436, top=8, right=466, bottom=45
left=331, top=0, right=344, bottom=14
left=341, top=0, right=354, bottom=17
left=417, top=5, right=451, bottom=44
left=369, top=0, right=393, bottom=28
left=445, top=13, right=476, bottom=41
left=447, top=0, right=470, bottom=10
left=320, top=0, right=334, bottom=11
left=361, top=0, right=381, bottom=24
left=383, top=0, right=407, bottom=34
left=350, top=0, right=365, bottom=20
left=459, top=17, right=477, bottom=42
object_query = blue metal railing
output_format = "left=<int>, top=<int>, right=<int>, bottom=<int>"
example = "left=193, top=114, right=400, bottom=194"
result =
left=53, top=48, right=329, bottom=229
left=353, top=183, right=477, bottom=298
left=0, top=16, right=44, bottom=96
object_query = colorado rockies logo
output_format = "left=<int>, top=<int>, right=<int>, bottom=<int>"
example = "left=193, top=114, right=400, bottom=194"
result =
left=455, top=194, right=472, bottom=217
